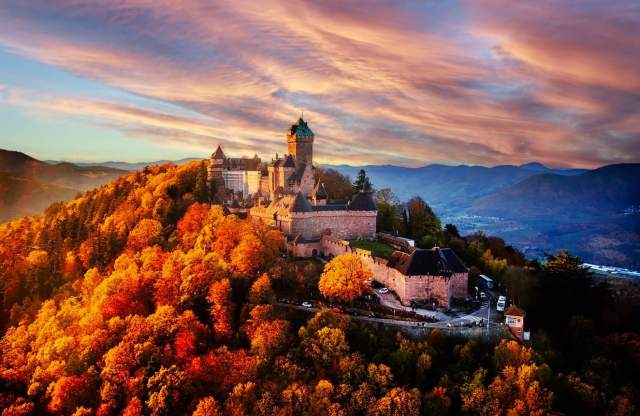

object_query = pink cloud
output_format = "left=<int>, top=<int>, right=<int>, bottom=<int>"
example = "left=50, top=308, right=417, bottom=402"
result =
left=0, top=0, right=638, bottom=167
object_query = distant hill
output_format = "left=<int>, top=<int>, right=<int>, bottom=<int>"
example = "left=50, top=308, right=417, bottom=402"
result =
left=469, top=164, right=640, bottom=220
left=518, top=162, right=588, bottom=176
left=0, top=173, right=78, bottom=220
left=48, top=157, right=201, bottom=171
left=326, top=163, right=587, bottom=211
left=0, top=149, right=126, bottom=221
left=462, top=164, right=640, bottom=268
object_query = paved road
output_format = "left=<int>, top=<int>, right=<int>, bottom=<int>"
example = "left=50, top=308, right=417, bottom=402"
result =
left=376, top=292, right=502, bottom=326
left=275, top=301, right=503, bottom=330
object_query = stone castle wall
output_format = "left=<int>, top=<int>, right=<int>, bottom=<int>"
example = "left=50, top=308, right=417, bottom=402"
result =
left=289, top=210, right=376, bottom=240
left=450, top=272, right=468, bottom=299
left=249, top=206, right=376, bottom=243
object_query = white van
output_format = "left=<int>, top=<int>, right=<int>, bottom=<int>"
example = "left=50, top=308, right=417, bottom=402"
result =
left=496, top=296, right=506, bottom=312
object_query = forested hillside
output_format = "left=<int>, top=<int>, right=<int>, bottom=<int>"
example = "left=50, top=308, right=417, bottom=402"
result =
left=0, top=173, right=77, bottom=220
left=0, top=162, right=638, bottom=415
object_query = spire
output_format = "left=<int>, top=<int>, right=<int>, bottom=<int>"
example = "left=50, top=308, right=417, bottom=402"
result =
left=212, top=145, right=226, bottom=160
left=290, top=192, right=313, bottom=212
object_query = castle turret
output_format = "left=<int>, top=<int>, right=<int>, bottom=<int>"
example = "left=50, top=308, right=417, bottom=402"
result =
left=312, top=181, right=328, bottom=205
left=209, top=145, right=226, bottom=181
left=287, top=117, right=313, bottom=167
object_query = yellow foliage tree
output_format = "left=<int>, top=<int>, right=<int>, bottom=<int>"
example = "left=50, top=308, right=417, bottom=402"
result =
left=127, top=219, right=163, bottom=251
left=318, top=254, right=372, bottom=303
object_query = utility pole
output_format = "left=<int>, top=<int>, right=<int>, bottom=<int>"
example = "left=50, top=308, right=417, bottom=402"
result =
left=486, top=297, right=491, bottom=336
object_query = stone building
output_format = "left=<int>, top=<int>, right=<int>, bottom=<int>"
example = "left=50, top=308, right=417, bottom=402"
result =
left=505, top=305, right=526, bottom=341
left=207, top=146, right=263, bottom=197
left=313, top=233, right=469, bottom=307
left=210, top=117, right=378, bottom=245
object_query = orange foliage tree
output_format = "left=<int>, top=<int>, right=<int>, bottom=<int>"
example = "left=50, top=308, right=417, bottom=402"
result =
left=127, top=218, right=163, bottom=251
left=318, top=254, right=372, bottom=303
left=208, top=278, right=234, bottom=343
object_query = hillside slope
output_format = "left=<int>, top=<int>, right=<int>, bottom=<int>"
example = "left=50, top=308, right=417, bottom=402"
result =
left=0, top=149, right=126, bottom=221
left=0, top=173, right=78, bottom=220
left=0, top=162, right=637, bottom=415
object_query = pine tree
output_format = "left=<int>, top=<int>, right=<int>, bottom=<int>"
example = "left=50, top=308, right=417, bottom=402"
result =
left=194, top=162, right=210, bottom=203
left=353, top=169, right=372, bottom=193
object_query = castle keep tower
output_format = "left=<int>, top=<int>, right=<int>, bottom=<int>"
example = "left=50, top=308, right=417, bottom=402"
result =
left=287, top=117, right=314, bottom=166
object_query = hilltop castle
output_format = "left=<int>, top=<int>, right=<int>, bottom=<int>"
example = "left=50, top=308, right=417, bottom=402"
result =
left=209, top=117, right=468, bottom=307
left=209, top=117, right=377, bottom=248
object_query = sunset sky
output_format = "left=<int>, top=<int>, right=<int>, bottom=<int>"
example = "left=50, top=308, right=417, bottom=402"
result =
left=0, top=0, right=638, bottom=167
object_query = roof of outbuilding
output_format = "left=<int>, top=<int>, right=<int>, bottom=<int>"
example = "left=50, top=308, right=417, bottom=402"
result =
left=505, top=305, right=525, bottom=317
left=388, top=248, right=453, bottom=276
left=290, top=192, right=313, bottom=212
left=348, top=192, right=377, bottom=211
left=225, top=157, right=261, bottom=171
left=312, top=204, right=348, bottom=211
left=440, top=248, right=469, bottom=273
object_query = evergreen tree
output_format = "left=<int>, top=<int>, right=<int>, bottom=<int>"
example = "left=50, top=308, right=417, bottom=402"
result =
left=353, top=169, right=372, bottom=193
left=405, top=196, right=441, bottom=243
left=194, top=162, right=210, bottom=203
left=444, top=224, right=460, bottom=238
left=209, top=176, right=217, bottom=203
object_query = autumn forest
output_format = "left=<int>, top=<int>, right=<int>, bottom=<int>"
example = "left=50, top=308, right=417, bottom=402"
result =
left=0, top=162, right=638, bottom=416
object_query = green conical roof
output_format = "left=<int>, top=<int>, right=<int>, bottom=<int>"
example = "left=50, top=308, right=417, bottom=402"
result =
left=289, top=117, right=313, bottom=137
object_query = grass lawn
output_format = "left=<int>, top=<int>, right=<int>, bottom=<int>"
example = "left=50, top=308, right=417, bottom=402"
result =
left=348, top=239, right=396, bottom=259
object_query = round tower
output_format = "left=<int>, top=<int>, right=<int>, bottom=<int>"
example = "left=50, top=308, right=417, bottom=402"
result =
left=209, top=145, right=226, bottom=181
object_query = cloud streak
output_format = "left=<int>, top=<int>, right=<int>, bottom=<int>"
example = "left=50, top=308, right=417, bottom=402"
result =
left=0, top=0, right=638, bottom=167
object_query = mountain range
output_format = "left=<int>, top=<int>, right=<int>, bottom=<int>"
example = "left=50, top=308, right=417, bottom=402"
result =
left=329, top=163, right=640, bottom=268
left=0, top=150, right=125, bottom=221
left=3, top=149, right=639, bottom=268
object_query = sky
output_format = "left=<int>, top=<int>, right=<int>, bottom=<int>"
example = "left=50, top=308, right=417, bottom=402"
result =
left=0, top=0, right=638, bottom=168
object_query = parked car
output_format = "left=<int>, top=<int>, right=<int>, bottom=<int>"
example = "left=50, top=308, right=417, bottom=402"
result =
left=364, top=279, right=374, bottom=286
left=496, top=296, right=506, bottom=312
left=330, top=306, right=345, bottom=314
left=301, top=301, right=313, bottom=308
left=377, top=288, right=389, bottom=295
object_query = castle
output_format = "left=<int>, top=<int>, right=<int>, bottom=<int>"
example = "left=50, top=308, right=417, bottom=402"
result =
left=209, top=117, right=378, bottom=245
left=209, top=117, right=468, bottom=307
